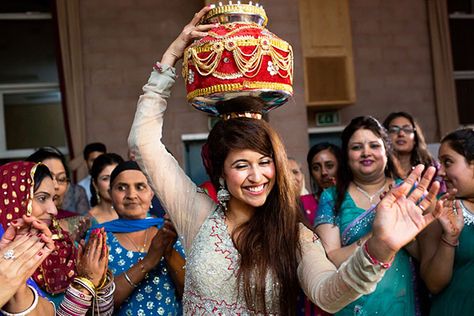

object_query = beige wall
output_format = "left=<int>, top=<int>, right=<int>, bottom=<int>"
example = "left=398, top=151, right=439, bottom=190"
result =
left=344, top=0, right=438, bottom=142
left=80, top=0, right=206, bottom=163
left=79, top=0, right=438, bottom=177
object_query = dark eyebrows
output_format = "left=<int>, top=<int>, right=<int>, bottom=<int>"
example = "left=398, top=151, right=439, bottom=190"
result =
left=114, top=182, right=128, bottom=188
left=34, top=191, right=51, bottom=197
left=231, top=159, right=248, bottom=167
left=51, top=172, right=67, bottom=177
left=350, top=140, right=381, bottom=145
left=114, top=182, right=148, bottom=187
left=231, top=154, right=271, bottom=167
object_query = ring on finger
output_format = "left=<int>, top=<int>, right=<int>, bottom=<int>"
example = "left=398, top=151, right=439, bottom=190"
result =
left=3, top=249, right=15, bottom=260
left=419, top=204, right=426, bottom=212
left=416, top=191, right=428, bottom=205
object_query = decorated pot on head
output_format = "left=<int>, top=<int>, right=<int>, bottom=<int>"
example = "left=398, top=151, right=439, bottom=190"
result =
left=183, top=1, right=294, bottom=117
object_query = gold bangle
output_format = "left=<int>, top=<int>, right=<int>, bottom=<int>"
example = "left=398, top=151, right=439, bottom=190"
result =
left=97, top=271, right=109, bottom=290
left=74, top=277, right=96, bottom=295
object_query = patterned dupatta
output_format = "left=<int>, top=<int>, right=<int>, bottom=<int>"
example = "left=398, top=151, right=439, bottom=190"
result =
left=0, top=161, right=76, bottom=294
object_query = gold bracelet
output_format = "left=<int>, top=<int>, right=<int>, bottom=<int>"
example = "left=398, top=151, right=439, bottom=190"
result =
left=97, top=271, right=109, bottom=290
left=74, top=277, right=96, bottom=296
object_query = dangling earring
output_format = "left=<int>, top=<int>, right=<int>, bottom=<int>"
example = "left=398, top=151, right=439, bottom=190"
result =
left=93, top=183, right=101, bottom=204
left=26, top=200, right=33, bottom=216
left=217, top=177, right=230, bottom=210
left=52, top=217, right=64, bottom=239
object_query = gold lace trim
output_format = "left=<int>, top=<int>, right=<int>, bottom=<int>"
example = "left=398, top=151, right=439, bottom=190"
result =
left=183, top=36, right=293, bottom=83
left=186, top=81, right=293, bottom=101
left=27, top=163, right=38, bottom=216
left=213, top=71, right=243, bottom=80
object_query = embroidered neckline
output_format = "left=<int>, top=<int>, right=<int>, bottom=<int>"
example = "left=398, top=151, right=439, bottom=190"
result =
left=460, top=200, right=474, bottom=226
left=209, top=206, right=239, bottom=272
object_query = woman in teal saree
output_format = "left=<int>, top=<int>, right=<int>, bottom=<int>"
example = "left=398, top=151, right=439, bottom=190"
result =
left=315, top=116, right=419, bottom=316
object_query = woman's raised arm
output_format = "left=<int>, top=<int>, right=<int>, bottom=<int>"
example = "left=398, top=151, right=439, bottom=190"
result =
left=128, top=7, right=217, bottom=252
left=300, top=165, right=443, bottom=312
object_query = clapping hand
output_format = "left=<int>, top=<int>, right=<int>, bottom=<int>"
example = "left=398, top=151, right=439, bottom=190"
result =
left=0, top=216, right=55, bottom=306
left=148, top=218, right=178, bottom=261
left=76, top=228, right=109, bottom=288
left=2, top=215, right=54, bottom=244
left=437, top=192, right=464, bottom=245
left=368, top=165, right=444, bottom=262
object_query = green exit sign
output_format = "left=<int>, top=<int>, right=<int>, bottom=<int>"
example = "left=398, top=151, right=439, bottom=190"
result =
left=316, top=111, right=340, bottom=126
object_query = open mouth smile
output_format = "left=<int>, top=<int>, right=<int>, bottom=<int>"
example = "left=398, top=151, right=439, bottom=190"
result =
left=244, top=184, right=266, bottom=194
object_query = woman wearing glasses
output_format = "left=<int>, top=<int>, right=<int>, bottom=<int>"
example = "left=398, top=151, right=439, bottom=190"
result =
left=383, top=112, right=435, bottom=179
left=383, top=112, right=439, bottom=314
left=26, top=147, right=90, bottom=217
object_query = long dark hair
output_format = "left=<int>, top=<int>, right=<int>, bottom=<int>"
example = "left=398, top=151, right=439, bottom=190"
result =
left=336, top=116, right=402, bottom=214
left=441, top=128, right=474, bottom=163
left=206, top=117, right=302, bottom=315
left=89, top=153, right=124, bottom=207
left=306, top=142, right=342, bottom=196
left=383, top=112, right=434, bottom=166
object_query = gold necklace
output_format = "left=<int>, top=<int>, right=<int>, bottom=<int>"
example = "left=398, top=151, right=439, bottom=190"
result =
left=122, top=228, right=149, bottom=252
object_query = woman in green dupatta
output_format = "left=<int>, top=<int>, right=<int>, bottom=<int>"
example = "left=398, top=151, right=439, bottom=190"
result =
left=315, top=116, right=420, bottom=316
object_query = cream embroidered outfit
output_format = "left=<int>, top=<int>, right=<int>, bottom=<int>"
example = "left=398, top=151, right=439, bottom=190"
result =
left=128, top=65, right=387, bottom=315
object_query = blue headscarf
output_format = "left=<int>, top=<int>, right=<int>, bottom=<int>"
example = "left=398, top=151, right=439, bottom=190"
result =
left=91, top=217, right=164, bottom=233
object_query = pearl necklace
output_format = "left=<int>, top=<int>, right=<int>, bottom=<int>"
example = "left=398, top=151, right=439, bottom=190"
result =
left=354, top=179, right=387, bottom=205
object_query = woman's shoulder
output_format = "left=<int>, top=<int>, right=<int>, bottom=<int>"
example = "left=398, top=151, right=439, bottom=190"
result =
left=320, top=186, right=337, bottom=200
left=318, top=187, right=338, bottom=210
